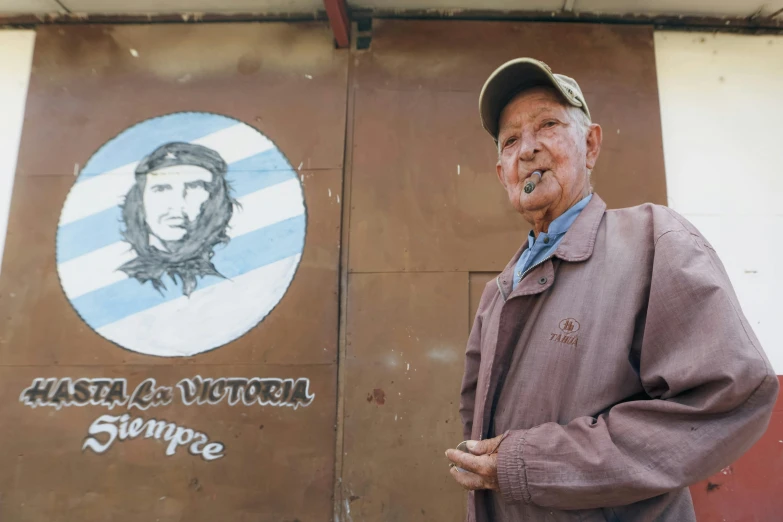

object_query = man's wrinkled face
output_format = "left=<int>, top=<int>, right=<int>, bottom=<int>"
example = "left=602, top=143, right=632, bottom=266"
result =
left=142, top=165, right=213, bottom=242
left=495, top=87, right=599, bottom=217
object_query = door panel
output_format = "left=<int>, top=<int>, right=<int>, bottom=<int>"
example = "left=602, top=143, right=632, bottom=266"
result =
left=342, top=272, right=469, bottom=522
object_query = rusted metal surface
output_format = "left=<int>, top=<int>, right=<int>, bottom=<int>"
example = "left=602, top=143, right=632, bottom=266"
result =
left=333, top=51, right=358, bottom=522
left=690, top=376, right=783, bottom=521
left=0, top=22, right=347, bottom=521
left=348, top=20, right=666, bottom=274
left=0, top=365, right=337, bottom=522
left=2, top=11, right=781, bottom=35
left=323, top=0, right=350, bottom=48
left=0, top=12, right=327, bottom=27
left=342, top=272, right=469, bottom=521
left=355, top=9, right=783, bottom=34
left=349, top=87, right=518, bottom=273
left=16, top=23, right=347, bottom=178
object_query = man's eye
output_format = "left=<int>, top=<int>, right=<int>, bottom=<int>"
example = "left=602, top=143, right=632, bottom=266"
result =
left=503, top=137, right=517, bottom=148
left=184, top=181, right=207, bottom=191
left=542, top=120, right=557, bottom=128
left=151, top=185, right=170, bottom=193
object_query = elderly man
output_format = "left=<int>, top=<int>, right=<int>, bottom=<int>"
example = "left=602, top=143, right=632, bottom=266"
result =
left=445, top=58, right=778, bottom=521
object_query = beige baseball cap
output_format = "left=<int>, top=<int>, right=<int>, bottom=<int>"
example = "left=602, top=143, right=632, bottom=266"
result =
left=479, top=58, right=591, bottom=141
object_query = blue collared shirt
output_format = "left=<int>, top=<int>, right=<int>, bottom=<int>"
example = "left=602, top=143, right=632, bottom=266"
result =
left=512, top=194, right=593, bottom=289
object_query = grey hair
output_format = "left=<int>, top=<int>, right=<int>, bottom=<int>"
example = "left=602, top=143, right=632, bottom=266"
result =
left=569, top=107, right=594, bottom=179
left=568, top=105, right=592, bottom=138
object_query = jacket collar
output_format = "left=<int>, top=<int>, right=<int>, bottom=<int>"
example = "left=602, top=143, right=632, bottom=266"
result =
left=553, top=192, right=606, bottom=262
left=496, top=193, right=607, bottom=299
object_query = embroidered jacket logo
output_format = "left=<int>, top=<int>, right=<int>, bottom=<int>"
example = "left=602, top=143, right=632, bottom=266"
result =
left=551, top=318, right=580, bottom=347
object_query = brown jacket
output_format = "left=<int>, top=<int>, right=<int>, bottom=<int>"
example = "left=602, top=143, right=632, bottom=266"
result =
left=460, top=194, right=778, bottom=521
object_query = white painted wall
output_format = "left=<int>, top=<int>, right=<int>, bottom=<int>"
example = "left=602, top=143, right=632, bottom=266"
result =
left=0, top=30, right=35, bottom=276
left=655, top=31, right=783, bottom=373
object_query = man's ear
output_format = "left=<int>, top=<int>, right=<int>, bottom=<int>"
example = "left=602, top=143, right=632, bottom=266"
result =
left=496, top=160, right=507, bottom=189
left=585, top=123, right=602, bottom=170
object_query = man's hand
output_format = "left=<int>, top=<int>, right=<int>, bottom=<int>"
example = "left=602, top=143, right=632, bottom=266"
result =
left=445, top=434, right=505, bottom=491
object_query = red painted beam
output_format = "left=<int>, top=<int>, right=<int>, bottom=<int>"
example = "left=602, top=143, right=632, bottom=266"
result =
left=323, top=0, right=350, bottom=48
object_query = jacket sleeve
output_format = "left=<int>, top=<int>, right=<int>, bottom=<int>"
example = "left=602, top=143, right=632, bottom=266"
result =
left=460, top=283, right=493, bottom=441
left=495, top=228, right=779, bottom=509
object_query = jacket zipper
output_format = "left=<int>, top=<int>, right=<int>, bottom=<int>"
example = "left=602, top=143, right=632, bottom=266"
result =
left=497, top=254, right=555, bottom=301
left=519, top=254, right=555, bottom=282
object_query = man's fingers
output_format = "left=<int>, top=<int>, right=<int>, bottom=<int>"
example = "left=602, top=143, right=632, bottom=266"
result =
left=445, top=449, right=492, bottom=476
left=466, top=434, right=504, bottom=455
left=465, top=439, right=487, bottom=455
left=449, top=466, right=486, bottom=491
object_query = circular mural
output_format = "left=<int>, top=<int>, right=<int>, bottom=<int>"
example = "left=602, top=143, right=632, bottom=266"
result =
left=56, top=112, right=306, bottom=357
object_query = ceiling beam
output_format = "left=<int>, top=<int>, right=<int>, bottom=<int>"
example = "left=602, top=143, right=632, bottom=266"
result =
left=1, top=9, right=780, bottom=35
left=323, top=0, right=350, bottom=48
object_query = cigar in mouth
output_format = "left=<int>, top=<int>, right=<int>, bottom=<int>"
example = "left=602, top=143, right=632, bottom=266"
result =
left=524, top=170, right=543, bottom=194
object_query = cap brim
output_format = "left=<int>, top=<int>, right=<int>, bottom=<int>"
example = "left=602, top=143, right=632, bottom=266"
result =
left=479, top=58, right=573, bottom=141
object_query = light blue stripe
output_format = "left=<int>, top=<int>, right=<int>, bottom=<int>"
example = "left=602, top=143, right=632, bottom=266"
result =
left=57, top=207, right=124, bottom=264
left=71, top=214, right=305, bottom=330
left=57, top=152, right=297, bottom=264
left=78, top=113, right=239, bottom=181
left=228, top=148, right=294, bottom=176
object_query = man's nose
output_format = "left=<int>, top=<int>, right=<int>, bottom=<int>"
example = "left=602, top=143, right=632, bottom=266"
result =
left=516, top=132, right=538, bottom=162
left=162, top=189, right=186, bottom=213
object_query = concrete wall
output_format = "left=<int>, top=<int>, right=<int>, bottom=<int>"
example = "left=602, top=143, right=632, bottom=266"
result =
left=0, top=29, right=35, bottom=275
left=654, top=33, right=783, bottom=518
left=655, top=31, right=783, bottom=374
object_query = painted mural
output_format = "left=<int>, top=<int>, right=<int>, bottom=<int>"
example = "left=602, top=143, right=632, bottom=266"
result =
left=56, top=112, right=306, bottom=357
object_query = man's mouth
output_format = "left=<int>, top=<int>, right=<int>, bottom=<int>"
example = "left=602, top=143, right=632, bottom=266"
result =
left=526, top=169, right=548, bottom=180
left=522, top=169, right=548, bottom=195
left=160, top=216, right=187, bottom=227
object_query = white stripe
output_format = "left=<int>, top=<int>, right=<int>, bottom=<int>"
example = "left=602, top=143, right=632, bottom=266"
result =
left=228, top=178, right=304, bottom=237
left=200, top=123, right=273, bottom=164
left=58, top=179, right=304, bottom=299
left=96, top=254, right=300, bottom=357
left=59, top=124, right=275, bottom=226
left=58, top=242, right=136, bottom=300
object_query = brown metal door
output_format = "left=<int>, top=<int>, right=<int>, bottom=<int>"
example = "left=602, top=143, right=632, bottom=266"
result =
left=0, top=23, right=348, bottom=521
left=339, top=19, right=666, bottom=521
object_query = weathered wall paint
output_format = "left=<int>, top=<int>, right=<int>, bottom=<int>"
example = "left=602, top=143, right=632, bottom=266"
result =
left=0, top=30, right=35, bottom=276
left=656, top=30, right=783, bottom=520
left=655, top=31, right=783, bottom=374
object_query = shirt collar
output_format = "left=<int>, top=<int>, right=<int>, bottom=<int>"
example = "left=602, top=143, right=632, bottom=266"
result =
left=497, top=193, right=607, bottom=298
left=527, top=193, right=593, bottom=246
